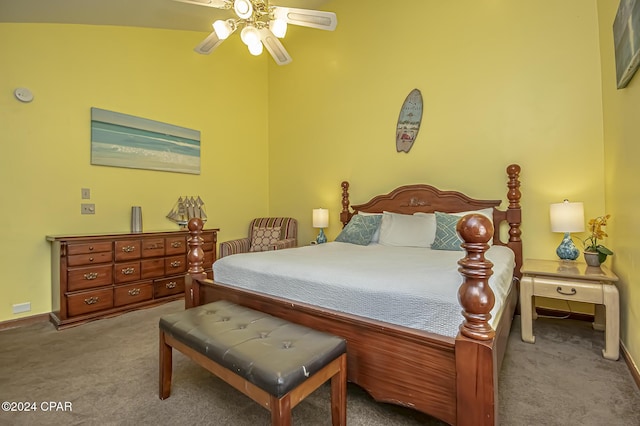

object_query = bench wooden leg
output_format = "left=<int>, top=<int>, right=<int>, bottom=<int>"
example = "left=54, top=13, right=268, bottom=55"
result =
left=331, top=354, right=347, bottom=426
left=270, top=394, right=292, bottom=426
left=159, top=329, right=173, bottom=400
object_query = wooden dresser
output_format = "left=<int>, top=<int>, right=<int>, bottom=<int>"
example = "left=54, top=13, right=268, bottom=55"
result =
left=47, top=228, right=218, bottom=329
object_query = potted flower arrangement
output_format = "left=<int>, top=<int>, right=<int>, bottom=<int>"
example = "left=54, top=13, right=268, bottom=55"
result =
left=582, top=214, right=613, bottom=266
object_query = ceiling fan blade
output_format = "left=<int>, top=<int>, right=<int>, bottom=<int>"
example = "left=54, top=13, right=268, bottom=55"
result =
left=173, top=0, right=230, bottom=8
left=272, top=6, right=337, bottom=31
left=258, top=28, right=292, bottom=65
left=194, top=31, right=225, bottom=54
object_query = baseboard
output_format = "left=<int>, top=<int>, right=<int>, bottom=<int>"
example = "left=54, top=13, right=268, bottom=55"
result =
left=621, top=341, right=640, bottom=391
left=535, top=307, right=595, bottom=322
left=0, top=313, right=49, bottom=331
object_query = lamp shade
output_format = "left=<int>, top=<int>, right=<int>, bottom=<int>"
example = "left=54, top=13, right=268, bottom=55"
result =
left=550, top=200, right=585, bottom=233
left=313, top=208, right=329, bottom=228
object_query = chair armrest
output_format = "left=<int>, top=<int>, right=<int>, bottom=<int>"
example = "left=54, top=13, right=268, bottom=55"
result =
left=272, top=238, right=297, bottom=250
left=219, top=238, right=250, bottom=258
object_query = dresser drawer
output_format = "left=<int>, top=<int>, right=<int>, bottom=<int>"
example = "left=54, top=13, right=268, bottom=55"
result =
left=114, top=282, right=153, bottom=307
left=141, top=258, right=165, bottom=279
left=165, top=255, right=186, bottom=274
left=154, top=276, right=185, bottom=298
left=67, top=265, right=113, bottom=292
left=67, top=288, right=114, bottom=317
left=115, top=240, right=141, bottom=261
left=165, top=236, right=187, bottom=255
left=141, top=238, right=165, bottom=258
left=66, top=242, right=112, bottom=256
left=114, top=261, right=141, bottom=283
left=67, top=251, right=113, bottom=267
left=532, top=277, right=603, bottom=304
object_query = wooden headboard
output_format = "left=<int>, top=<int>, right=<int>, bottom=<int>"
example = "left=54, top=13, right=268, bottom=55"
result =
left=339, top=164, right=522, bottom=277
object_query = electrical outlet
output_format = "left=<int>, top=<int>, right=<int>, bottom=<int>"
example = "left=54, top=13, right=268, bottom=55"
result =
left=81, top=188, right=91, bottom=199
left=81, top=203, right=95, bottom=214
left=13, top=302, right=31, bottom=314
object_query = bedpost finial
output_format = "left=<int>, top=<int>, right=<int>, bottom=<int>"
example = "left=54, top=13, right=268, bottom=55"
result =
left=187, top=217, right=205, bottom=275
left=188, top=217, right=204, bottom=232
left=457, top=214, right=493, bottom=244
left=507, top=163, right=521, bottom=177
left=457, top=213, right=495, bottom=341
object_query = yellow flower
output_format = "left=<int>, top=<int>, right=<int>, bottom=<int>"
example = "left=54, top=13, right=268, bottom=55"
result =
left=583, top=214, right=613, bottom=262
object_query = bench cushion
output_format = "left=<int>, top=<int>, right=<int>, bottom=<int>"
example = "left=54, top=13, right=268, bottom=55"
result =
left=159, top=300, right=346, bottom=397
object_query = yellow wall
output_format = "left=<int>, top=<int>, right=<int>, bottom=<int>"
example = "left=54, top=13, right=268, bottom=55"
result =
left=0, top=24, right=270, bottom=322
left=597, top=0, right=640, bottom=368
left=268, top=0, right=606, bottom=255
left=2, top=1, right=632, bottom=369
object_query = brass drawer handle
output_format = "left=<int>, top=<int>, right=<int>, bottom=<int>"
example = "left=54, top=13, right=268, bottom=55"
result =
left=121, top=267, right=135, bottom=275
left=128, top=288, right=141, bottom=296
left=556, top=286, right=577, bottom=296
left=145, top=244, right=162, bottom=250
left=84, top=272, right=98, bottom=280
left=121, top=246, right=136, bottom=253
left=171, top=241, right=182, bottom=248
left=88, top=246, right=95, bottom=251
left=84, top=296, right=99, bottom=305
left=166, top=282, right=177, bottom=289
left=170, top=260, right=181, bottom=268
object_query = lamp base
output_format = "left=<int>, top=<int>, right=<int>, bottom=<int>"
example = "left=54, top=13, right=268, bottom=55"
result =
left=556, top=232, right=579, bottom=260
left=316, top=228, right=327, bottom=244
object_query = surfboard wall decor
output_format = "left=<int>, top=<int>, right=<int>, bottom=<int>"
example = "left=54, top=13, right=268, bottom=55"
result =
left=395, top=89, right=423, bottom=153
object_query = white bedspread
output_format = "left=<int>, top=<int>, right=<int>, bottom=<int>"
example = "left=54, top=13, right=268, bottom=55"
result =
left=213, top=242, right=515, bottom=338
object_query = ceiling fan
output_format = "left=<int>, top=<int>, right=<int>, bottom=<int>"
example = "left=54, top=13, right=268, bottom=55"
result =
left=174, top=0, right=337, bottom=65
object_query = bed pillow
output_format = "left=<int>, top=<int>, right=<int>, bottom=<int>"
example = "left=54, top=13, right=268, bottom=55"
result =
left=335, top=214, right=382, bottom=245
left=249, top=226, right=282, bottom=252
left=431, top=212, right=464, bottom=251
left=378, top=211, right=436, bottom=247
left=357, top=212, right=383, bottom=243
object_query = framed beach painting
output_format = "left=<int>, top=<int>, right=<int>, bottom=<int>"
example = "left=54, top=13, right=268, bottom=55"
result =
left=614, top=0, right=640, bottom=89
left=91, top=108, right=201, bottom=174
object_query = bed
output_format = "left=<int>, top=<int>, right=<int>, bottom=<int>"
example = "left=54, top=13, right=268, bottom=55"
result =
left=184, top=164, right=522, bottom=425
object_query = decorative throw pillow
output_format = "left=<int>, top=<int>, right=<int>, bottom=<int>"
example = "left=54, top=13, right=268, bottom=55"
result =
left=335, top=214, right=382, bottom=246
left=431, top=212, right=464, bottom=251
left=378, top=211, right=435, bottom=247
left=357, top=212, right=383, bottom=243
left=249, top=226, right=282, bottom=252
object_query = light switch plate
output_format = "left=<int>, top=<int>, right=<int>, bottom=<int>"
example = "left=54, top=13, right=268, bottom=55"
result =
left=81, top=188, right=90, bottom=199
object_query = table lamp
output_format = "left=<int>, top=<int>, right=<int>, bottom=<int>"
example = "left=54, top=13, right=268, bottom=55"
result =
left=550, top=199, right=584, bottom=260
left=313, top=208, right=329, bottom=244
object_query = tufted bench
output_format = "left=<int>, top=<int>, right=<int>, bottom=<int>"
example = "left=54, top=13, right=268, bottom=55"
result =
left=159, top=300, right=347, bottom=425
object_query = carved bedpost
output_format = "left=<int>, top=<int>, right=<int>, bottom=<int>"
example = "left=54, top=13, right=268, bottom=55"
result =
left=456, top=213, right=497, bottom=425
left=186, top=218, right=207, bottom=309
left=457, top=214, right=495, bottom=341
left=506, top=164, right=522, bottom=278
left=340, top=181, right=352, bottom=227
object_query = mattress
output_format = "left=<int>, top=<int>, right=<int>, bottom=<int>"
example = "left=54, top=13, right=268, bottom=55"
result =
left=213, top=242, right=515, bottom=338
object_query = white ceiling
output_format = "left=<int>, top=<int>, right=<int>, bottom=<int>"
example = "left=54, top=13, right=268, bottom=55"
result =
left=0, top=0, right=330, bottom=33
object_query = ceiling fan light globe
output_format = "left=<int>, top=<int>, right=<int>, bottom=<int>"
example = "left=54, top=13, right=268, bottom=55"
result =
left=270, top=19, right=287, bottom=38
left=212, top=20, right=231, bottom=39
left=233, top=0, right=253, bottom=19
left=240, top=25, right=260, bottom=46
left=248, top=42, right=263, bottom=56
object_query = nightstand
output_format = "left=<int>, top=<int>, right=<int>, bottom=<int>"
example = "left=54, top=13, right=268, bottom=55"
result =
left=520, top=258, right=620, bottom=360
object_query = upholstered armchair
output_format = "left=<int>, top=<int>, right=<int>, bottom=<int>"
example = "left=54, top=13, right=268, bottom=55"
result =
left=219, top=217, right=298, bottom=258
